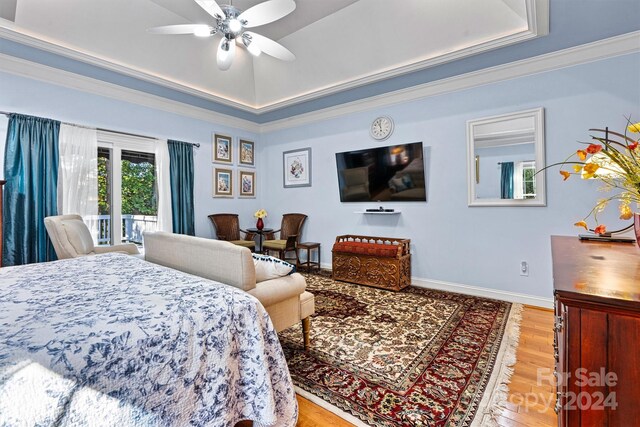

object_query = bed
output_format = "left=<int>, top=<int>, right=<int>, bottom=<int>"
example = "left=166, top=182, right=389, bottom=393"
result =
left=0, top=253, right=297, bottom=426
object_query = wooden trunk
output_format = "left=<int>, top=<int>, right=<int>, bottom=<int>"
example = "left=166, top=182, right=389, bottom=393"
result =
left=551, top=236, right=640, bottom=426
left=332, top=235, right=411, bottom=291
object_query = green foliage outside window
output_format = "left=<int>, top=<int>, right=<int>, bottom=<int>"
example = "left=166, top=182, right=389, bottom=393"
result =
left=98, top=156, right=157, bottom=216
left=523, top=166, right=536, bottom=198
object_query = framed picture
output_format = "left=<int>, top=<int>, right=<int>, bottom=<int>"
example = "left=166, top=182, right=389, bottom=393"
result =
left=239, top=170, right=256, bottom=198
left=283, top=147, right=312, bottom=188
left=239, top=139, right=255, bottom=166
left=213, top=133, right=233, bottom=164
left=213, top=167, right=233, bottom=197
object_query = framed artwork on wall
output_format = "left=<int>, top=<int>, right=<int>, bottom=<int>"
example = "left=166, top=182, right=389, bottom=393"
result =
left=283, top=147, right=312, bottom=188
left=239, top=170, right=256, bottom=198
left=239, top=139, right=255, bottom=166
left=213, top=133, right=233, bottom=164
left=213, top=167, right=233, bottom=197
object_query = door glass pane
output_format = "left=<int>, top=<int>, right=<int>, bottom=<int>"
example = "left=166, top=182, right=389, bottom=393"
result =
left=98, top=148, right=112, bottom=246
left=121, top=150, right=158, bottom=245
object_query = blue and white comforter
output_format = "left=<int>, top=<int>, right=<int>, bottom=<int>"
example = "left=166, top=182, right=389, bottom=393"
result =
left=0, top=253, right=297, bottom=426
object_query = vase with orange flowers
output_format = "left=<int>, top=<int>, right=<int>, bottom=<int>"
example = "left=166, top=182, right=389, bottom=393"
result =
left=549, top=118, right=640, bottom=247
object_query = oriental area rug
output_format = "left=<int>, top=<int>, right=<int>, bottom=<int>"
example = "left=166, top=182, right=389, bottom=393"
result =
left=279, top=271, right=522, bottom=427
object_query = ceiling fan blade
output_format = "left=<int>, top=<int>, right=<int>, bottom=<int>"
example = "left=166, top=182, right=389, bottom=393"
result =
left=194, top=0, right=225, bottom=19
left=148, top=24, right=211, bottom=35
left=244, top=32, right=295, bottom=61
left=148, top=0, right=213, bottom=24
left=217, top=38, right=236, bottom=70
left=238, top=0, right=296, bottom=28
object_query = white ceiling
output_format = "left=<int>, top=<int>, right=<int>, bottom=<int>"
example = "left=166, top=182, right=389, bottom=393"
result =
left=1, top=0, right=543, bottom=112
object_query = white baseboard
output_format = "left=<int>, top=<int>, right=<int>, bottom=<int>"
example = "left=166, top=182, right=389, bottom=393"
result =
left=318, top=262, right=553, bottom=309
left=411, top=277, right=553, bottom=309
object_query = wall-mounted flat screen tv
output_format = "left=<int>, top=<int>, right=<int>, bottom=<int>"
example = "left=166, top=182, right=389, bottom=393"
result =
left=336, top=142, right=426, bottom=202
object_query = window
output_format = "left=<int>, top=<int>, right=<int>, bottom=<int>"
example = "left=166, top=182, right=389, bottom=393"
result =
left=97, top=132, right=158, bottom=246
left=521, top=161, right=536, bottom=199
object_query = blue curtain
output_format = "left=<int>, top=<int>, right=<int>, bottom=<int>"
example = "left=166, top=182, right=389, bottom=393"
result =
left=167, top=140, right=195, bottom=235
left=500, top=162, right=514, bottom=199
left=3, top=114, right=60, bottom=265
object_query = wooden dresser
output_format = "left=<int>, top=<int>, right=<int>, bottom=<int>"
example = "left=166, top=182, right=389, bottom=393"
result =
left=551, top=236, right=640, bottom=426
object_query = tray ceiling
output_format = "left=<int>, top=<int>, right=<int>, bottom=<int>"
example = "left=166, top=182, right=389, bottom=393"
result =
left=0, top=0, right=546, bottom=112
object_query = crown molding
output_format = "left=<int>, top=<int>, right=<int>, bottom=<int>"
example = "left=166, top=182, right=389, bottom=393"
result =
left=0, top=25, right=256, bottom=113
left=0, top=30, right=636, bottom=135
left=254, top=0, right=550, bottom=113
left=258, top=30, right=640, bottom=133
left=0, top=0, right=548, bottom=112
left=253, top=30, right=541, bottom=113
left=0, top=52, right=260, bottom=133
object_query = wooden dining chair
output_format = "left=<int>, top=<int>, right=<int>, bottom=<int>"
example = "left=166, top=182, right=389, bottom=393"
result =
left=262, top=213, right=307, bottom=264
left=208, top=213, right=256, bottom=251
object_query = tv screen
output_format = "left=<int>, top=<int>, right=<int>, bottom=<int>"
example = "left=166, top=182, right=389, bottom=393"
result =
left=336, top=142, right=426, bottom=202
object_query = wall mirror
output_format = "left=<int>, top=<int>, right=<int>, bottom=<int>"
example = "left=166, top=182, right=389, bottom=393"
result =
left=467, top=107, right=545, bottom=206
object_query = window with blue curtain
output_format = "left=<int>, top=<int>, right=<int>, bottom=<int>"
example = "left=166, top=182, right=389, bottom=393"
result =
left=3, top=114, right=60, bottom=265
left=167, top=140, right=195, bottom=235
left=500, top=161, right=514, bottom=199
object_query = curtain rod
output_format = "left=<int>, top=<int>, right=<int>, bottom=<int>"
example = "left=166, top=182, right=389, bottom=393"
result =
left=0, top=111, right=200, bottom=148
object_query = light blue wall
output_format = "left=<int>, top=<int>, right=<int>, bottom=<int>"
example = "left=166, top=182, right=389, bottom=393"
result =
left=259, top=53, right=640, bottom=299
left=0, top=71, right=261, bottom=237
left=1, top=53, right=638, bottom=301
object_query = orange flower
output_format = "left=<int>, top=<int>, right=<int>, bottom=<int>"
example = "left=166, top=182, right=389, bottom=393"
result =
left=594, top=224, right=607, bottom=235
left=584, top=163, right=599, bottom=173
left=586, top=144, right=603, bottom=154
left=629, top=142, right=638, bottom=151
left=574, top=221, right=588, bottom=230
left=576, top=150, right=587, bottom=160
left=573, top=165, right=583, bottom=173
left=559, top=170, right=571, bottom=180
left=582, top=163, right=600, bottom=179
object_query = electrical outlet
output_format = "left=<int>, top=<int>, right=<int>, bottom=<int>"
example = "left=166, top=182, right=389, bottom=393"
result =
left=520, top=261, right=529, bottom=276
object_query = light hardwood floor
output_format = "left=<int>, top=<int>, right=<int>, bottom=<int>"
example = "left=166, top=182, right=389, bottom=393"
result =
left=294, top=306, right=557, bottom=427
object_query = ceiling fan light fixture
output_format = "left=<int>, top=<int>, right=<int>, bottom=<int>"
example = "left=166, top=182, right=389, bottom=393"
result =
left=217, top=37, right=235, bottom=70
left=228, top=18, right=242, bottom=34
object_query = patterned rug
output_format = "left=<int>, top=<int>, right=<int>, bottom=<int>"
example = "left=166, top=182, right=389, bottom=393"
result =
left=279, top=271, right=522, bottom=427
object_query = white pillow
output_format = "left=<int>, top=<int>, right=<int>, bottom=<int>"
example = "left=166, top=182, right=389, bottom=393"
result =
left=62, top=219, right=94, bottom=255
left=252, top=254, right=296, bottom=282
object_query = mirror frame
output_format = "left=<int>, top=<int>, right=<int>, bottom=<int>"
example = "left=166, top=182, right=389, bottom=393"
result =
left=467, top=107, right=546, bottom=207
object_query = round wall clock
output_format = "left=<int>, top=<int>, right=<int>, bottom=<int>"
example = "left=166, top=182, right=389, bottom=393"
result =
left=370, top=116, right=394, bottom=141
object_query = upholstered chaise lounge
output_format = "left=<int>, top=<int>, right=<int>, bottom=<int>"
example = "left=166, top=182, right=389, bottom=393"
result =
left=143, top=231, right=315, bottom=348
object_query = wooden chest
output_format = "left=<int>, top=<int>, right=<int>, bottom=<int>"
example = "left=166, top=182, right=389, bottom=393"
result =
left=331, top=235, right=411, bottom=291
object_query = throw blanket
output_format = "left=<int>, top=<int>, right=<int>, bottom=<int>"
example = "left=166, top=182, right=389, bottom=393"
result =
left=0, top=253, right=297, bottom=426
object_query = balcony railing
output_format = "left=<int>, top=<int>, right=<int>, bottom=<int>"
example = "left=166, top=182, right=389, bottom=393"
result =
left=96, top=214, right=158, bottom=245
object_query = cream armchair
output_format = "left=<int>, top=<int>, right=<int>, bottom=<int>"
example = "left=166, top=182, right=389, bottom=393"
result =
left=44, top=214, right=140, bottom=259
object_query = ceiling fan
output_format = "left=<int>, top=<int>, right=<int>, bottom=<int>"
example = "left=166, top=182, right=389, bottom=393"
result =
left=149, top=0, right=296, bottom=71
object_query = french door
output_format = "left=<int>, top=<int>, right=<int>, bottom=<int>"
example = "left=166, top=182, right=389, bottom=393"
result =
left=97, top=132, right=158, bottom=246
